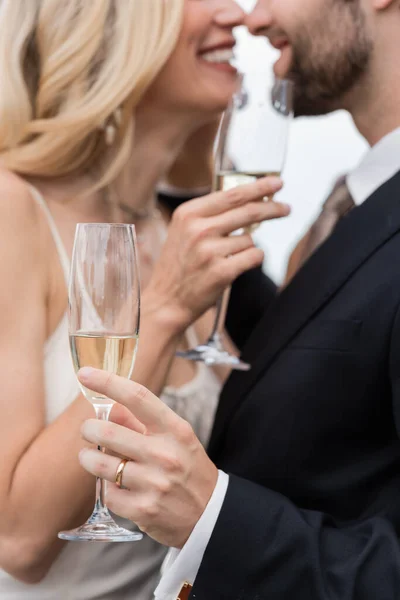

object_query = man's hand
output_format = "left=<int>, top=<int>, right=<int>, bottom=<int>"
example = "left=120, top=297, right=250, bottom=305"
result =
left=78, top=367, right=218, bottom=548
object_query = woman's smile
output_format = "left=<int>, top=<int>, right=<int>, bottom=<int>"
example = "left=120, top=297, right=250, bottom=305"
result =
left=198, top=43, right=238, bottom=76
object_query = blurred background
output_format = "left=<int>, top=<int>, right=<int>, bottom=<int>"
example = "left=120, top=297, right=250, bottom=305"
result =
left=236, top=0, right=367, bottom=283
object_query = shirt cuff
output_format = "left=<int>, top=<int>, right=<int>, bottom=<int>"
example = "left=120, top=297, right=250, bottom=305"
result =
left=154, top=470, right=229, bottom=600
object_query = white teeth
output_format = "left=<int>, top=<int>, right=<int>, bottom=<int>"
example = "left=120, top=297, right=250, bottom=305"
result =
left=201, top=48, right=235, bottom=64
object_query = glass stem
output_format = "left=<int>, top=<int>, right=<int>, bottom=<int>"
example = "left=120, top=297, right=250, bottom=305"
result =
left=93, top=404, right=112, bottom=516
left=208, top=286, right=232, bottom=343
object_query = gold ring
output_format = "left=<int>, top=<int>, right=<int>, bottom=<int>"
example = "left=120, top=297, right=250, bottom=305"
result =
left=115, top=458, right=129, bottom=489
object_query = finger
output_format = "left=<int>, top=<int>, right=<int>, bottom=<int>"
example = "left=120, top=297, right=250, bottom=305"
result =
left=79, top=448, right=172, bottom=510
left=78, top=369, right=176, bottom=432
left=79, top=447, right=128, bottom=483
left=110, top=403, right=146, bottom=434
left=105, top=485, right=139, bottom=524
left=79, top=447, right=146, bottom=490
left=199, top=233, right=255, bottom=260
left=175, top=177, right=283, bottom=219
left=81, top=419, right=154, bottom=461
left=214, top=200, right=291, bottom=236
left=214, top=247, right=266, bottom=285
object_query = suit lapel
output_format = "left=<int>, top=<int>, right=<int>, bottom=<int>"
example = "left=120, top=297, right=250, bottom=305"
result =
left=209, top=169, right=400, bottom=458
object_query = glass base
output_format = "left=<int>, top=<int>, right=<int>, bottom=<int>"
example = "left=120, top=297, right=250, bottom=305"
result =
left=58, top=510, right=143, bottom=542
left=177, top=343, right=250, bottom=371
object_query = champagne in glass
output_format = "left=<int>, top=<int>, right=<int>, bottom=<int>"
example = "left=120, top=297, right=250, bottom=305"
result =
left=58, top=223, right=142, bottom=543
left=70, top=332, right=139, bottom=407
left=216, top=171, right=281, bottom=234
left=216, top=171, right=281, bottom=191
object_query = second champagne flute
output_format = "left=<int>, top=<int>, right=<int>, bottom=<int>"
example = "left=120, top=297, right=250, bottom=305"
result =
left=177, top=74, right=293, bottom=369
left=58, top=223, right=142, bottom=542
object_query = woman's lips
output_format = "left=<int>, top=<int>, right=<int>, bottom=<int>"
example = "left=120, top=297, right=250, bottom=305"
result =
left=199, top=59, right=238, bottom=75
left=199, top=46, right=237, bottom=75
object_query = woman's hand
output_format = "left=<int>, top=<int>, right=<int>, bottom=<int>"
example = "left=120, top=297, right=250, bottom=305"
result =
left=145, top=176, right=290, bottom=332
left=78, top=367, right=217, bottom=549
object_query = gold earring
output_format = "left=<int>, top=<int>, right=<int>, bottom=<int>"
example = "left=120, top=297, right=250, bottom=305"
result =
left=101, top=107, right=122, bottom=146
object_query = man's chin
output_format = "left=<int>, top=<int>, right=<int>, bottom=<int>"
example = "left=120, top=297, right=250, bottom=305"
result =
left=293, top=92, right=340, bottom=118
left=294, top=105, right=336, bottom=118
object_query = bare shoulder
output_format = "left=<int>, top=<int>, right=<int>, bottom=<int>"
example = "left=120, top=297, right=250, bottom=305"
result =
left=0, top=168, right=43, bottom=240
left=0, top=168, right=46, bottom=285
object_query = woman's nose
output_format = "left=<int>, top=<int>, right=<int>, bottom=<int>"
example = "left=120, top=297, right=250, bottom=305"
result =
left=245, top=0, right=272, bottom=36
left=214, top=0, right=246, bottom=28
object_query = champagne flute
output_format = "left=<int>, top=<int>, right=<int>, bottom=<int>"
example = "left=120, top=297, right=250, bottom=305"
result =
left=58, top=223, right=142, bottom=542
left=177, top=74, right=293, bottom=369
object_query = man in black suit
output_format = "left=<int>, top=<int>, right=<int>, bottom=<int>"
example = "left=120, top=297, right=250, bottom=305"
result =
left=78, top=0, right=400, bottom=598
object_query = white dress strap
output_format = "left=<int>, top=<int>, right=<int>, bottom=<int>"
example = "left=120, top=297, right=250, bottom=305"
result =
left=28, top=184, right=103, bottom=330
left=185, top=325, right=200, bottom=349
left=28, top=184, right=70, bottom=285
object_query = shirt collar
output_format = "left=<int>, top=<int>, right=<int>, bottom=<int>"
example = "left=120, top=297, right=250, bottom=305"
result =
left=346, top=126, right=400, bottom=206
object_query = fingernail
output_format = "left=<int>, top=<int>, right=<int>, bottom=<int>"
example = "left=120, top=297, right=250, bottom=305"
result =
left=78, top=448, right=88, bottom=462
left=268, top=177, right=283, bottom=188
left=78, top=367, right=95, bottom=382
left=80, top=421, right=88, bottom=438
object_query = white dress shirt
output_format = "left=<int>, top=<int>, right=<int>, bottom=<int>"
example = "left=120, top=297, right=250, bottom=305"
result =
left=154, top=471, right=229, bottom=599
left=347, top=126, right=400, bottom=206
left=154, top=126, right=400, bottom=600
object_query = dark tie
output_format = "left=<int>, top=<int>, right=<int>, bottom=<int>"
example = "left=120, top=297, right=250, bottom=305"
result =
left=284, top=177, right=355, bottom=285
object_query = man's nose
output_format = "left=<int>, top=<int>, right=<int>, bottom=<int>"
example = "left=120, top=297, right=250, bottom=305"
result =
left=245, top=0, right=272, bottom=36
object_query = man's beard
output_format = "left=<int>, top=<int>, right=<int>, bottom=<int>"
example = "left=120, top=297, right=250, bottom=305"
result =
left=288, top=1, right=373, bottom=117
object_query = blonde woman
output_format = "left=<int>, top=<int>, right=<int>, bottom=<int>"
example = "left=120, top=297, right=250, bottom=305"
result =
left=0, top=1, right=289, bottom=598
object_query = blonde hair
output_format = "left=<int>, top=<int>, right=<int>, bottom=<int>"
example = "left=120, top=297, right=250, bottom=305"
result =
left=0, top=0, right=184, bottom=186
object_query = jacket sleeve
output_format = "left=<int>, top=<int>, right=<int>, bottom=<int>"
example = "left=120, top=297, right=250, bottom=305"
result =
left=191, top=473, right=400, bottom=600
left=226, top=267, right=277, bottom=350
left=191, top=300, right=400, bottom=599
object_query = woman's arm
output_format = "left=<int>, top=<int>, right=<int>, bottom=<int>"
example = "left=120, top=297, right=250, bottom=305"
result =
left=0, top=174, right=206, bottom=584
left=0, top=176, right=97, bottom=583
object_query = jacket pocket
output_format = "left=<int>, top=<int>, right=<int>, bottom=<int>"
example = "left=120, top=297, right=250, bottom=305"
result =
left=290, top=319, right=362, bottom=351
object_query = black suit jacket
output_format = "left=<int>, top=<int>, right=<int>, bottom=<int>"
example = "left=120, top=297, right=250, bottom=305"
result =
left=190, top=169, right=400, bottom=599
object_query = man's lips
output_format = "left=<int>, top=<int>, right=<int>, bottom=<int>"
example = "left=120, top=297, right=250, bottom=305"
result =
left=272, top=43, right=293, bottom=79
left=269, top=37, right=290, bottom=51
